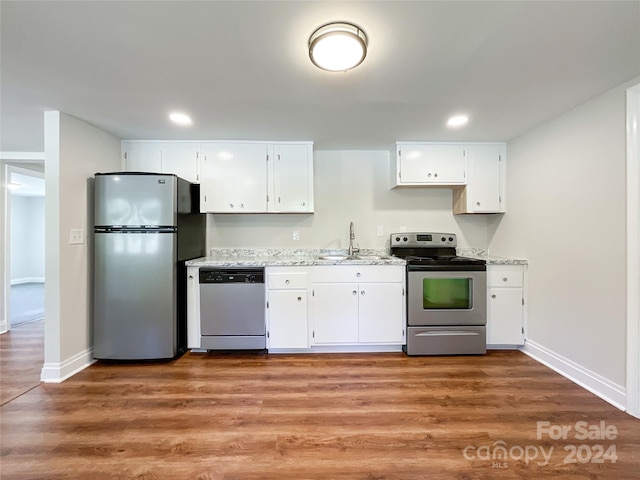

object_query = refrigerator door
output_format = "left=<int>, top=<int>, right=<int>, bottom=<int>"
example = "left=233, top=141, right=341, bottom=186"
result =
left=95, top=173, right=177, bottom=227
left=93, top=231, right=176, bottom=360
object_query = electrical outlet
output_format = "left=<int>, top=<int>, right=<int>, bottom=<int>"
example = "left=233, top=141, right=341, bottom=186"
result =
left=292, top=229, right=300, bottom=241
left=376, top=225, right=384, bottom=237
left=69, top=228, right=84, bottom=245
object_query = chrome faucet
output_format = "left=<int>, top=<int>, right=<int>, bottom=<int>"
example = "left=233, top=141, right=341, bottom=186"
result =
left=348, top=221, right=360, bottom=256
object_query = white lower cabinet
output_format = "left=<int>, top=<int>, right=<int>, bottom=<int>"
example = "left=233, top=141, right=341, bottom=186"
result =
left=266, top=267, right=310, bottom=349
left=313, top=283, right=359, bottom=343
left=487, top=265, right=526, bottom=346
left=312, top=266, right=405, bottom=345
left=186, top=266, right=201, bottom=349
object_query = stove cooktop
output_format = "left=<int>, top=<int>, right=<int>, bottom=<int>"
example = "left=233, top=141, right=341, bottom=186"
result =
left=389, top=232, right=486, bottom=270
left=399, top=255, right=486, bottom=266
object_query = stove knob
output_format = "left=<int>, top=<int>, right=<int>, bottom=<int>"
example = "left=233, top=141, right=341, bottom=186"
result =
left=395, top=236, right=401, bottom=242
left=441, top=237, right=446, bottom=242
left=448, top=236, right=454, bottom=242
left=403, top=237, right=408, bottom=242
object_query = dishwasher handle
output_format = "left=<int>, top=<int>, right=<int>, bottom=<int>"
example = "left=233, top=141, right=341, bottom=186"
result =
left=199, top=268, right=265, bottom=284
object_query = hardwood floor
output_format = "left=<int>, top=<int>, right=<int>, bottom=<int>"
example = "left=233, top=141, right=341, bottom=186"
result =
left=0, top=319, right=43, bottom=406
left=1, top=348, right=639, bottom=479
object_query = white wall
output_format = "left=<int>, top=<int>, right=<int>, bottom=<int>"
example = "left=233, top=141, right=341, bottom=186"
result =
left=10, top=195, right=45, bottom=283
left=488, top=80, right=635, bottom=390
left=207, top=150, right=489, bottom=250
left=42, top=111, right=120, bottom=381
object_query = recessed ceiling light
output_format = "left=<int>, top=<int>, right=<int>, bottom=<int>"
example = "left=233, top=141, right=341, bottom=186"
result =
left=169, top=112, right=193, bottom=126
left=309, top=22, right=368, bottom=72
left=447, top=115, right=469, bottom=128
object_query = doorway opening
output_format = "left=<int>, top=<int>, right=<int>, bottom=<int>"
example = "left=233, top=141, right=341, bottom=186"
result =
left=3, top=164, right=45, bottom=332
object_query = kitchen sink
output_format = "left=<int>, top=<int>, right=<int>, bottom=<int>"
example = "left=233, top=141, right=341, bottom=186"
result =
left=317, top=254, right=393, bottom=261
left=317, top=255, right=355, bottom=260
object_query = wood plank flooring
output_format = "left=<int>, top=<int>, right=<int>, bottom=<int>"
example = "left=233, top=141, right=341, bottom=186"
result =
left=0, top=319, right=43, bottom=405
left=1, top=346, right=639, bottom=479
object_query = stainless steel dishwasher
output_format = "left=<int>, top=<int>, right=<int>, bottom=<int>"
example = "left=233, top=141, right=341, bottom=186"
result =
left=199, top=267, right=266, bottom=350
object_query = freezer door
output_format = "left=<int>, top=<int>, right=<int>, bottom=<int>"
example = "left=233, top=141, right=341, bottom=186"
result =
left=95, top=173, right=177, bottom=227
left=93, top=232, right=177, bottom=360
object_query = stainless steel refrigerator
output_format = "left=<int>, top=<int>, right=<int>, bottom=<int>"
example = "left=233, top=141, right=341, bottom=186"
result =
left=93, top=172, right=205, bottom=360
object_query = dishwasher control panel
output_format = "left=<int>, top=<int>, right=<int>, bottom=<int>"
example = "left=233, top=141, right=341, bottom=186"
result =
left=199, top=268, right=264, bottom=284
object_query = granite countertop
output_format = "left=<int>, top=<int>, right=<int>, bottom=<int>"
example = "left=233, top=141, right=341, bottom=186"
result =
left=186, top=248, right=407, bottom=267
left=186, top=248, right=528, bottom=267
left=458, top=248, right=529, bottom=265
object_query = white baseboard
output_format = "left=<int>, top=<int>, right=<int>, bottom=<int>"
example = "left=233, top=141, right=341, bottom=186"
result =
left=268, top=344, right=404, bottom=354
left=0, top=319, right=7, bottom=334
left=521, top=339, right=626, bottom=411
left=10, top=277, right=45, bottom=285
left=40, top=347, right=96, bottom=383
left=488, top=344, right=523, bottom=350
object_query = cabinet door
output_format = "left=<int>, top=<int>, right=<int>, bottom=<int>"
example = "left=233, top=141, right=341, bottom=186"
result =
left=358, top=283, right=405, bottom=343
left=122, top=142, right=162, bottom=173
left=398, top=144, right=466, bottom=184
left=465, top=144, right=503, bottom=213
left=313, top=283, right=359, bottom=344
left=200, top=142, right=268, bottom=213
left=272, top=143, right=313, bottom=213
left=161, top=142, right=199, bottom=183
left=488, top=287, right=524, bottom=345
left=186, top=267, right=201, bottom=349
left=268, top=290, right=308, bottom=349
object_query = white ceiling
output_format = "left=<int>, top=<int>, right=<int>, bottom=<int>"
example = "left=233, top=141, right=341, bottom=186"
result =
left=1, top=1, right=639, bottom=152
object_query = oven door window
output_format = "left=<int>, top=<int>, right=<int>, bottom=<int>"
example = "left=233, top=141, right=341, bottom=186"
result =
left=422, top=278, right=472, bottom=309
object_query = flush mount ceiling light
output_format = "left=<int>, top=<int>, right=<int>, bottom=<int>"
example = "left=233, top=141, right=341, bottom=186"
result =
left=447, top=114, right=469, bottom=128
left=309, top=22, right=368, bottom=72
left=169, top=112, right=193, bottom=126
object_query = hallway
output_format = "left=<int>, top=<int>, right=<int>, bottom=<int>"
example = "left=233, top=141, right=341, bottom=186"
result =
left=9, top=282, right=44, bottom=327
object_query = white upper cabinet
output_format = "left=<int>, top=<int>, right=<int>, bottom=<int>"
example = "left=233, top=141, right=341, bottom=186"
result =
left=200, top=141, right=314, bottom=214
left=159, top=142, right=199, bottom=183
left=122, top=141, right=162, bottom=173
left=392, top=143, right=466, bottom=186
left=269, top=143, right=314, bottom=213
left=200, top=142, right=269, bottom=213
left=453, top=143, right=506, bottom=214
left=121, top=141, right=199, bottom=183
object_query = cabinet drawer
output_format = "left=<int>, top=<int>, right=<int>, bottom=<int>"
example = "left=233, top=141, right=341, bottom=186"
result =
left=313, top=265, right=405, bottom=283
left=268, top=272, right=308, bottom=289
left=488, top=267, right=523, bottom=287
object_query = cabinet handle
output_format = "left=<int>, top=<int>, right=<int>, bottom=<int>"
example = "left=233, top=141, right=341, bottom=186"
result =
left=476, top=201, right=481, bottom=206
left=434, top=173, right=438, bottom=178
left=352, top=290, right=357, bottom=295
left=297, top=296, right=302, bottom=301
left=427, top=173, right=432, bottom=178
left=356, top=272, right=361, bottom=278
left=503, top=277, right=508, bottom=282
left=240, top=203, right=244, bottom=208
left=361, top=291, right=365, bottom=295
left=302, top=202, right=306, bottom=206
left=229, top=203, right=234, bottom=208
left=491, top=294, right=496, bottom=299
left=285, top=279, right=290, bottom=285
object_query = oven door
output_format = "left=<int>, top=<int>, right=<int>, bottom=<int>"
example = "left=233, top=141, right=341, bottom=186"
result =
left=407, top=270, right=486, bottom=326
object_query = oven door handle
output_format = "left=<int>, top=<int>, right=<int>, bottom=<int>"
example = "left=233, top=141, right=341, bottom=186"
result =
left=415, top=331, right=481, bottom=337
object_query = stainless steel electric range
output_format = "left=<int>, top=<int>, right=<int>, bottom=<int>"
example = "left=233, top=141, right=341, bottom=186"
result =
left=390, top=232, right=487, bottom=355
